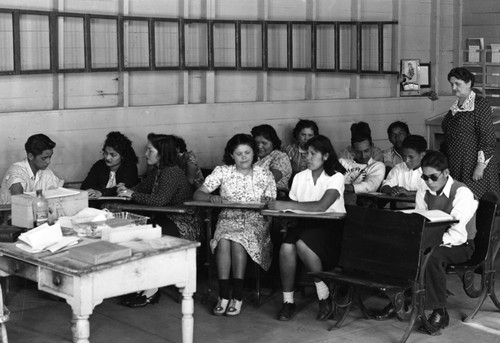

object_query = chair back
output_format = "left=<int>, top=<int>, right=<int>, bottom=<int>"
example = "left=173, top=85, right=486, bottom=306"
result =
left=340, top=205, right=427, bottom=281
left=468, top=191, right=499, bottom=265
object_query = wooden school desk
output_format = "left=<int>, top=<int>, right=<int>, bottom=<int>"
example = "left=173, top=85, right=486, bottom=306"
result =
left=0, top=236, right=199, bottom=343
left=356, top=192, right=416, bottom=209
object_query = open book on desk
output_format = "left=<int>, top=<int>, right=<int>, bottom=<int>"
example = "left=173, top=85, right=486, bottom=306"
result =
left=16, top=222, right=79, bottom=253
left=399, top=209, right=453, bottom=222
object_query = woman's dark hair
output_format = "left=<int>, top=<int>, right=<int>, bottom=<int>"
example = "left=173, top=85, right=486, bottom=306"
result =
left=448, top=67, right=475, bottom=87
left=172, top=135, right=187, bottom=154
left=222, top=134, right=258, bottom=165
left=305, top=135, right=346, bottom=176
left=103, top=131, right=138, bottom=165
left=402, top=135, right=427, bottom=154
left=387, top=121, right=410, bottom=138
left=421, top=150, right=448, bottom=172
left=251, top=124, right=282, bottom=151
left=25, top=134, right=56, bottom=156
left=350, top=121, right=373, bottom=146
left=147, top=133, right=178, bottom=168
left=292, top=119, right=319, bottom=141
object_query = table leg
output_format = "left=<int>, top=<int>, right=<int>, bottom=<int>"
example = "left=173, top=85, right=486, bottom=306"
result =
left=71, top=313, right=90, bottom=343
left=181, top=289, right=194, bottom=343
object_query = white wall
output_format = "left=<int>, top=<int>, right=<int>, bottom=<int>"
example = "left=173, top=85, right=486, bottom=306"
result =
left=0, top=96, right=453, bottom=183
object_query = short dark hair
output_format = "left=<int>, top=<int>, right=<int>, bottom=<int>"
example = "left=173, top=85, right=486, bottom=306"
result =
left=350, top=121, right=372, bottom=145
left=402, top=135, right=427, bottom=153
left=172, top=135, right=187, bottom=154
left=387, top=121, right=410, bottom=138
left=421, top=150, right=448, bottom=171
left=448, top=67, right=475, bottom=87
left=147, top=133, right=178, bottom=168
left=25, top=134, right=56, bottom=156
left=251, top=124, right=282, bottom=150
left=305, top=135, right=346, bottom=176
left=292, top=119, right=319, bottom=141
left=223, top=134, right=258, bottom=165
left=103, top=131, right=138, bottom=165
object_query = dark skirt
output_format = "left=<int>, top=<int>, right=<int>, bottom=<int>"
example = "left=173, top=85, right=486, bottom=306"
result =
left=283, top=217, right=345, bottom=270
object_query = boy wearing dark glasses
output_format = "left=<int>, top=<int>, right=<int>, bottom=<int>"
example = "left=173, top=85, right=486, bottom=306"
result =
left=415, top=150, right=478, bottom=334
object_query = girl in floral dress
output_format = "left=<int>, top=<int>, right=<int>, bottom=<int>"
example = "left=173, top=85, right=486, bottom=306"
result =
left=194, top=134, right=276, bottom=316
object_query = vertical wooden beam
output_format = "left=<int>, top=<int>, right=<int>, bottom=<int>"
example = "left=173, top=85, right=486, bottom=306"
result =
left=259, top=0, right=268, bottom=102
left=206, top=0, right=215, bottom=104
left=430, top=0, right=440, bottom=93
left=305, top=0, right=316, bottom=100
left=181, top=0, right=189, bottom=104
left=56, top=0, right=65, bottom=110
left=453, top=0, right=463, bottom=67
left=350, top=0, right=360, bottom=99
left=393, top=0, right=401, bottom=97
left=119, top=0, right=129, bottom=108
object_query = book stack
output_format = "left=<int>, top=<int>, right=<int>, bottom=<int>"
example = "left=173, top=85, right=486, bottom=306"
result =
left=67, top=241, right=132, bottom=265
left=466, top=38, right=484, bottom=63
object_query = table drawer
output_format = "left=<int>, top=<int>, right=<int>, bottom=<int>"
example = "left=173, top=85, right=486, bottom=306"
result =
left=0, top=256, right=37, bottom=281
left=39, top=269, right=74, bottom=296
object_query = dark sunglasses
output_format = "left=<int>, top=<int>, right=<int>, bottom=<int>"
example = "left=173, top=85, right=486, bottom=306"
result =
left=421, top=172, right=443, bottom=182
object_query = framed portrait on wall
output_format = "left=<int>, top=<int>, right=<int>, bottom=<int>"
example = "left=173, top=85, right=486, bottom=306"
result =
left=400, top=59, right=420, bottom=96
left=418, top=63, right=431, bottom=88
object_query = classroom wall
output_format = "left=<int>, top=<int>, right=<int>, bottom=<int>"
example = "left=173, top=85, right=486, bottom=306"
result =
left=0, top=96, right=454, bottom=183
left=0, top=0, right=459, bottom=183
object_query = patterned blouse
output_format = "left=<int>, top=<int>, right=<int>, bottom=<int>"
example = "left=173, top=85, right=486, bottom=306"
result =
left=255, top=150, right=292, bottom=192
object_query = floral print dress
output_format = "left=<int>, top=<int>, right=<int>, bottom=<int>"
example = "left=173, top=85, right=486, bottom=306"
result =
left=204, top=165, right=277, bottom=270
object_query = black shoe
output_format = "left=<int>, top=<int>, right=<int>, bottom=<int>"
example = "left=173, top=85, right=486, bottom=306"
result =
left=121, top=292, right=140, bottom=306
left=317, top=296, right=334, bottom=321
left=418, top=308, right=449, bottom=334
left=127, top=290, right=161, bottom=308
left=278, top=302, right=296, bottom=321
left=374, top=302, right=396, bottom=321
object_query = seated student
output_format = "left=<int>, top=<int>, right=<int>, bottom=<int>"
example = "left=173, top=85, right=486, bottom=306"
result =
left=117, top=134, right=202, bottom=308
left=268, top=135, right=346, bottom=321
left=380, top=135, right=426, bottom=198
left=172, top=135, right=205, bottom=190
left=283, top=119, right=319, bottom=175
left=194, top=134, right=276, bottom=316
left=251, top=124, right=292, bottom=199
left=383, top=121, right=411, bottom=169
left=417, top=150, right=477, bottom=333
left=339, top=122, right=383, bottom=162
left=81, top=131, right=139, bottom=198
left=0, top=134, right=63, bottom=204
left=339, top=128, right=385, bottom=203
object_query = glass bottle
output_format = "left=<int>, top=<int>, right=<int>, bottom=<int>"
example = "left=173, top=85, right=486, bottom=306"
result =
left=32, top=189, right=49, bottom=227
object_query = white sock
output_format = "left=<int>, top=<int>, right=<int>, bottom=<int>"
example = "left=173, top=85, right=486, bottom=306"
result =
left=283, top=291, right=294, bottom=304
left=142, top=288, right=158, bottom=298
left=315, top=281, right=329, bottom=300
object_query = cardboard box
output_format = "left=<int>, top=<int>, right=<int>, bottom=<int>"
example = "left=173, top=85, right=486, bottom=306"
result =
left=11, top=189, right=88, bottom=228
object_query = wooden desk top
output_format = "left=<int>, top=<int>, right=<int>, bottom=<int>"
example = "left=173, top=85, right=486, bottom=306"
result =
left=357, top=192, right=416, bottom=203
left=0, top=236, right=199, bottom=276
left=102, top=202, right=193, bottom=214
left=261, top=209, right=346, bottom=220
left=184, top=200, right=265, bottom=210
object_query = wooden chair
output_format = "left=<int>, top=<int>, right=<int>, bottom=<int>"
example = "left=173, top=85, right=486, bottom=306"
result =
left=313, top=205, right=452, bottom=343
left=446, top=191, right=500, bottom=322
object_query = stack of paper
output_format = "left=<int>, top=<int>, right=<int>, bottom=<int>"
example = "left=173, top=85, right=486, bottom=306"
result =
left=17, top=222, right=79, bottom=253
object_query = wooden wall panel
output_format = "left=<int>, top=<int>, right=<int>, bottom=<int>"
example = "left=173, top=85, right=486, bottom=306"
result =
left=0, top=75, right=53, bottom=112
left=360, top=0, right=393, bottom=21
left=268, top=0, right=308, bottom=20
left=215, top=0, right=260, bottom=19
left=0, top=0, right=52, bottom=11
left=129, top=71, right=182, bottom=106
left=358, top=75, right=392, bottom=98
left=129, top=0, right=180, bottom=17
left=63, top=73, right=119, bottom=109
left=267, top=73, right=308, bottom=101
left=316, top=0, right=351, bottom=20
left=214, top=72, right=260, bottom=103
left=315, top=74, right=351, bottom=100
left=64, top=0, right=119, bottom=14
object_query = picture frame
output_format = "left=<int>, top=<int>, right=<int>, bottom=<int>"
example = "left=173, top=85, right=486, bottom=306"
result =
left=418, top=63, right=431, bottom=88
left=400, top=59, right=420, bottom=96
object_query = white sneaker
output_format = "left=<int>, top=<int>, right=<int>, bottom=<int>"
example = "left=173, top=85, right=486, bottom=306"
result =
left=225, top=299, right=242, bottom=316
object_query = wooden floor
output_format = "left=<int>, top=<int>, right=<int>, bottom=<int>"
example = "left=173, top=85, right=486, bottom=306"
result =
left=3, top=265, right=500, bottom=343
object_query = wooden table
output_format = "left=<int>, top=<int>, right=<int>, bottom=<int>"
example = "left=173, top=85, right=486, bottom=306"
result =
left=183, top=200, right=265, bottom=300
left=101, top=202, right=194, bottom=215
left=356, top=192, right=416, bottom=210
left=0, top=236, right=199, bottom=343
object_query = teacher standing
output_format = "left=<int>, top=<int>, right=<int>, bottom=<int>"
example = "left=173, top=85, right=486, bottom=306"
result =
left=442, top=67, right=500, bottom=199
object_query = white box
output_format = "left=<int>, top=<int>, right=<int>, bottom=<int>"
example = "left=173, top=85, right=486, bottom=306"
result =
left=12, top=189, right=89, bottom=228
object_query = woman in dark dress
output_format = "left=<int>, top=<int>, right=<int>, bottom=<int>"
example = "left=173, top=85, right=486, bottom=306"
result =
left=81, top=131, right=139, bottom=198
left=442, top=67, right=500, bottom=199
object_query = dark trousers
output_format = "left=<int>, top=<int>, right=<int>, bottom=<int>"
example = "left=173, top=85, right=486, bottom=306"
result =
left=424, top=242, right=474, bottom=309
